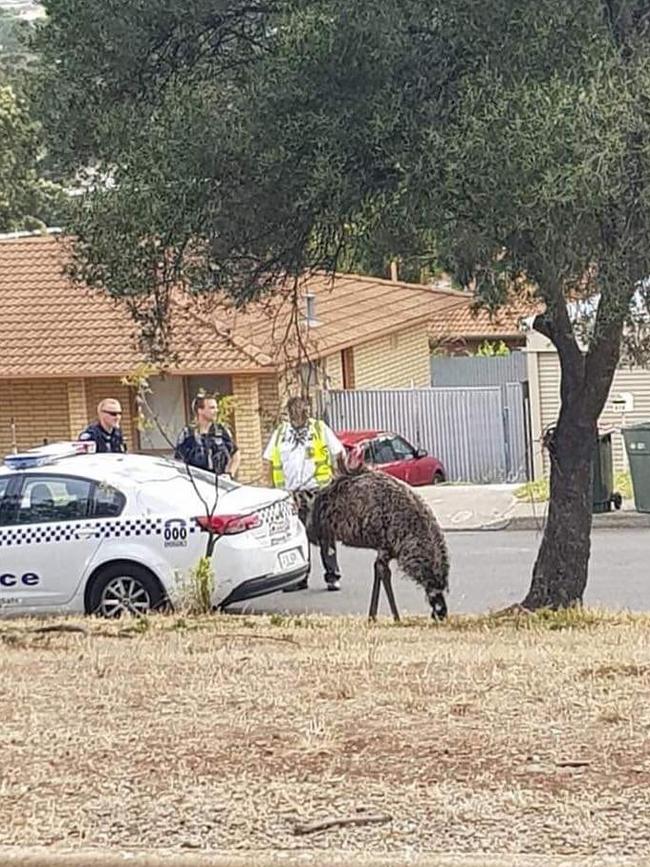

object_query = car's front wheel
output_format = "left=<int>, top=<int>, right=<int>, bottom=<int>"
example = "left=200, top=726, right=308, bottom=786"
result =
left=87, top=563, right=166, bottom=618
left=432, top=470, right=445, bottom=485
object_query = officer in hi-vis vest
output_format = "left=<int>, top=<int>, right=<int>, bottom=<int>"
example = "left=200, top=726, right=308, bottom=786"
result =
left=263, top=396, right=344, bottom=592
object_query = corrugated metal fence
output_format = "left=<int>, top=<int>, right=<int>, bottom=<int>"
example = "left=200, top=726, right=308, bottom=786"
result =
left=321, top=384, right=532, bottom=484
left=431, top=352, right=528, bottom=386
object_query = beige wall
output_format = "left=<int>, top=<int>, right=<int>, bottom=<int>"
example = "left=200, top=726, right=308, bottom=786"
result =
left=323, top=353, right=344, bottom=389
left=528, top=334, right=650, bottom=476
left=351, top=326, right=431, bottom=389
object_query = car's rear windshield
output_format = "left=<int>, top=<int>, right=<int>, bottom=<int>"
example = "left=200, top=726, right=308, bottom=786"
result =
left=128, top=458, right=238, bottom=492
left=172, top=463, right=238, bottom=492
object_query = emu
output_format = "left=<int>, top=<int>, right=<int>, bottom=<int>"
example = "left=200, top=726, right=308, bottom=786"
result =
left=297, top=459, right=449, bottom=622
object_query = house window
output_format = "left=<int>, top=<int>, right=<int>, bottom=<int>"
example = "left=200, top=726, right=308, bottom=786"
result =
left=342, top=348, right=355, bottom=389
left=138, top=375, right=188, bottom=452
left=139, top=375, right=235, bottom=453
left=185, top=375, right=233, bottom=411
left=185, top=375, right=235, bottom=437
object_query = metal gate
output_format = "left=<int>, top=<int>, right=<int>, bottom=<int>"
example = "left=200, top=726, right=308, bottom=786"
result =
left=320, top=385, right=532, bottom=484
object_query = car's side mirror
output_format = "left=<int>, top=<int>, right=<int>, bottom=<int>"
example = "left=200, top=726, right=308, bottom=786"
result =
left=415, top=448, right=428, bottom=459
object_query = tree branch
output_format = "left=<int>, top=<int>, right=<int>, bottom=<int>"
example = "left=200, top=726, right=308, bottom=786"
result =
left=533, top=282, right=585, bottom=399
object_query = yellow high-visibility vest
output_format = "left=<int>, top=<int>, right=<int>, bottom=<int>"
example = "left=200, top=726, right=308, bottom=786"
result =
left=270, top=419, right=333, bottom=488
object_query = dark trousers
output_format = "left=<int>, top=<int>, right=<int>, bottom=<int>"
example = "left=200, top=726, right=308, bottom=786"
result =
left=319, top=540, right=340, bottom=580
left=292, top=489, right=341, bottom=583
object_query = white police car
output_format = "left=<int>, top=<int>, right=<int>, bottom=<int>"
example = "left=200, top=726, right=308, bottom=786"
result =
left=0, top=442, right=309, bottom=617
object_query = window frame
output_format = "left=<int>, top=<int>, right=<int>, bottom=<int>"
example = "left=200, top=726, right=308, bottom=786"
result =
left=371, top=436, right=398, bottom=465
left=341, top=348, right=355, bottom=389
left=0, top=474, right=22, bottom=526
left=389, top=435, right=416, bottom=461
left=90, top=480, right=127, bottom=519
left=5, top=473, right=125, bottom=526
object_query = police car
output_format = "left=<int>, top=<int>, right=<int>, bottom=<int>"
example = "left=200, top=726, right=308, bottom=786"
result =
left=0, top=442, right=309, bottom=617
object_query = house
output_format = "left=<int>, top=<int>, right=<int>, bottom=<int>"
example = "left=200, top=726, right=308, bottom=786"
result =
left=525, top=325, right=650, bottom=479
left=429, top=294, right=540, bottom=355
left=0, top=232, right=467, bottom=482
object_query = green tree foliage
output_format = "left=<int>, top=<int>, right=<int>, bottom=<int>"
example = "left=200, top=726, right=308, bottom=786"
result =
left=0, top=82, right=63, bottom=231
left=475, top=341, right=510, bottom=358
left=36, top=0, right=650, bottom=607
left=0, top=6, right=64, bottom=231
left=0, top=8, right=37, bottom=85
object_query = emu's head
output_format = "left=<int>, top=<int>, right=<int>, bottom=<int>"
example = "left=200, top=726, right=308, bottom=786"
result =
left=429, top=592, right=448, bottom=621
left=336, top=446, right=368, bottom=476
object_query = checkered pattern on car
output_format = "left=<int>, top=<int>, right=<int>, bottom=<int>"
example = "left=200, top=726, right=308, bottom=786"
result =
left=0, top=517, right=198, bottom=548
left=252, top=499, right=294, bottom=545
left=260, top=500, right=293, bottom=529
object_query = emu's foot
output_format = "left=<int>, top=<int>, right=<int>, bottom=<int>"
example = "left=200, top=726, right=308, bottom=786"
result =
left=430, top=593, right=448, bottom=622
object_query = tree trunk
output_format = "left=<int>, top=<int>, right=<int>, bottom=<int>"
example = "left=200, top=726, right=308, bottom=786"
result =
left=522, top=407, right=597, bottom=610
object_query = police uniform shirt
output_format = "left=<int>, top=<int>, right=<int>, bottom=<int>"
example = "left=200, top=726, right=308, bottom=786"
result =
left=79, top=422, right=126, bottom=454
left=174, top=423, right=238, bottom=474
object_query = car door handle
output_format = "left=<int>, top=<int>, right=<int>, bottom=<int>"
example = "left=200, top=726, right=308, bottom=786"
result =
left=75, top=526, right=99, bottom=540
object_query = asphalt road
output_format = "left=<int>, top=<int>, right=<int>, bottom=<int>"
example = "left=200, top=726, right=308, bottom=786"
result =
left=233, top=529, right=649, bottom=618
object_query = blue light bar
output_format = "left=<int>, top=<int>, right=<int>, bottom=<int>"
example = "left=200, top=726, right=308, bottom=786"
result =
left=3, top=441, right=97, bottom=470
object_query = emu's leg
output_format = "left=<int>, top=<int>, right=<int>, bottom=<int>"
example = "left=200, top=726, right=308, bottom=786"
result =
left=369, top=555, right=400, bottom=623
left=368, top=559, right=382, bottom=621
left=380, top=564, right=400, bottom=623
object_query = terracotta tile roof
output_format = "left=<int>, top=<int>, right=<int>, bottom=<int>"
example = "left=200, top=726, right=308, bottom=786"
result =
left=429, top=293, right=542, bottom=340
left=0, top=233, right=267, bottom=377
left=0, top=233, right=468, bottom=378
left=199, top=272, right=469, bottom=363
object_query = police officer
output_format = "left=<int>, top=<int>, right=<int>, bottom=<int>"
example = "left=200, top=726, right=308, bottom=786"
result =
left=79, top=398, right=127, bottom=453
left=175, top=392, right=241, bottom=477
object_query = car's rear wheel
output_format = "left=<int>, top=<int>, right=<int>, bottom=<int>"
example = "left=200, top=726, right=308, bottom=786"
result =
left=87, top=563, right=165, bottom=618
left=432, top=470, right=445, bottom=485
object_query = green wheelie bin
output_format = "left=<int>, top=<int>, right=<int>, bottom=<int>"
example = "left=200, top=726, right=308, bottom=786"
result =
left=592, top=431, right=621, bottom=514
left=623, top=422, right=650, bottom=513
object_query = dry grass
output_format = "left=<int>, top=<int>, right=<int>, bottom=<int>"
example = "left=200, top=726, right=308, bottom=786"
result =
left=2, top=610, right=650, bottom=860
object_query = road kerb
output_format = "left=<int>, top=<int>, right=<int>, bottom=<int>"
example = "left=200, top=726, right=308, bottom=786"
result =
left=442, top=512, right=650, bottom=532
left=1, top=851, right=648, bottom=867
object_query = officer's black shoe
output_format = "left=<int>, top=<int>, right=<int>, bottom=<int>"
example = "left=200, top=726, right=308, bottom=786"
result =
left=325, top=574, right=341, bottom=592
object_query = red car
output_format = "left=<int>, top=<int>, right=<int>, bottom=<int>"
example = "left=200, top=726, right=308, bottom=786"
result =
left=336, top=430, right=446, bottom=487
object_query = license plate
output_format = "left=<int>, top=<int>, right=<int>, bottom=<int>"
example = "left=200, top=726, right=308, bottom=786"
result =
left=278, top=548, right=304, bottom=571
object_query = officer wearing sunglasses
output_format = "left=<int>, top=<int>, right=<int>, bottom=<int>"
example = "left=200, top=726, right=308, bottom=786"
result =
left=79, top=398, right=127, bottom=453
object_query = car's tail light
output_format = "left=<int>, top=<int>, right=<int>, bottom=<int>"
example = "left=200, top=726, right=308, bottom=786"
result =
left=195, top=513, right=261, bottom=535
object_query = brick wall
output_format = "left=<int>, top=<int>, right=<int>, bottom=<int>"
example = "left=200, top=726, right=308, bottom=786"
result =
left=0, top=379, right=71, bottom=454
left=352, top=326, right=431, bottom=389
left=0, top=377, right=138, bottom=458
left=67, top=379, right=88, bottom=437
left=257, top=374, right=281, bottom=446
left=232, top=375, right=264, bottom=484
